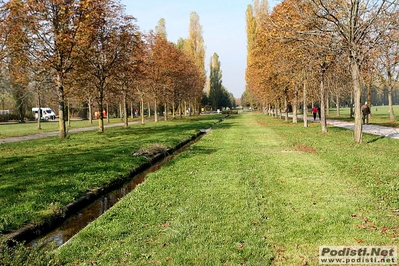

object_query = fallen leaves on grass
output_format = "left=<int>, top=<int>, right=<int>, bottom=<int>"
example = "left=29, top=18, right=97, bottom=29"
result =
left=162, top=221, right=170, bottom=227
left=292, top=142, right=317, bottom=153
left=354, top=216, right=399, bottom=238
left=299, top=255, right=307, bottom=266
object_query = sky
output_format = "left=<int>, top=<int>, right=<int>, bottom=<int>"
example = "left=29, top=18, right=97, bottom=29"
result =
left=121, top=0, right=279, bottom=98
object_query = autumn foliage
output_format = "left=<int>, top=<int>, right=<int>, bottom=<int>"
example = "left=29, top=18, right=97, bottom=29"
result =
left=0, top=0, right=206, bottom=138
left=245, top=0, right=399, bottom=142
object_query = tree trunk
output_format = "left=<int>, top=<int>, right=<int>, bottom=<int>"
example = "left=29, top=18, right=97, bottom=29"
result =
left=147, top=102, right=151, bottom=118
left=284, top=94, right=289, bottom=122
left=326, top=93, right=330, bottom=115
left=367, top=82, right=372, bottom=117
left=123, top=92, right=128, bottom=128
left=351, top=57, right=363, bottom=143
left=88, top=97, right=93, bottom=124
left=350, top=90, right=354, bottom=118
left=336, top=94, right=340, bottom=117
left=164, top=103, right=167, bottom=121
left=154, top=97, right=158, bottom=122
left=37, top=93, right=41, bottom=130
left=98, top=96, right=104, bottom=133
left=320, top=69, right=328, bottom=133
left=387, top=73, right=395, bottom=122
left=141, top=96, right=144, bottom=125
left=57, top=73, right=67, bottom=139
left=303, top=79, right=308, bottom=128
left=106, top=103, right=110, bottom=124
left=292, top=87, right=298, bottom=124
left=67, top=99, right=71, bottom=127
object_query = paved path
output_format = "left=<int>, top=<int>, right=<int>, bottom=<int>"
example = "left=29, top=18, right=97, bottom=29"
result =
left=0, top=123, right=125, bottom=144
left=324, top=119, right=399, bottom=139
left=279, top=114, right=399, bottom=140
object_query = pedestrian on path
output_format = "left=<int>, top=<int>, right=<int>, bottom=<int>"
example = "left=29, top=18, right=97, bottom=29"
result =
left=312, top=106, right=318, bottom=121
left=361, top=102, right=371, bottom=124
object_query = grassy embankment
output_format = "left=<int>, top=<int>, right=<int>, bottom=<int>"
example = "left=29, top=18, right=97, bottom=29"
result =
left=49, top=112, right=399, bottom=265
left=0, top=115, right=221, bottom=237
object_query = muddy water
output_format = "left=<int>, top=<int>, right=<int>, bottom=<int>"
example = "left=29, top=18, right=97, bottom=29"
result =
left=28, top=134, right=205, bottom=248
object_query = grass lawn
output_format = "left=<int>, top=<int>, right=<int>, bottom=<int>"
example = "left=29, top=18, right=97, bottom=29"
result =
left=0, top=115, right=221, bottom=236
left=327, top=105, right=399, bottom=127
left=49, top=113, right=399, bottom=265
left=0, top=118, right=131, bottom=138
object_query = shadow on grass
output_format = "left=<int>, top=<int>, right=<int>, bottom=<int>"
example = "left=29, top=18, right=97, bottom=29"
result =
left=0, top=115, right=230, bottom=233
left=366, top=136, right=386, bottom=143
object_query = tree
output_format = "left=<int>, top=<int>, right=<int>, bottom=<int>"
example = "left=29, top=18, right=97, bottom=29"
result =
left=208, top=53, right=222, bottom=110
left=75, top=0, right=136, bottom=133
left=245, top=1, right=271, bottom=104
left=23, top=0, right=91, bottom=139
left=3, top=0, right=32, bottom=122
left=155, top=18, right=167, bottom=40
left=308, top=0, right=399, bottom=142
left=0, top=0, right=8, bottom=65
left=144, top=33, right=175, bottom=122
left=186, top=12, right=205, bottom=76
left=376, top=24, right=399, bottom=122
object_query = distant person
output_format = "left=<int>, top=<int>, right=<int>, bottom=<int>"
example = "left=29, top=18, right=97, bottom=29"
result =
left=312, top=106, right=318, bottom=121
left=361, top=102, right=371, bottom=124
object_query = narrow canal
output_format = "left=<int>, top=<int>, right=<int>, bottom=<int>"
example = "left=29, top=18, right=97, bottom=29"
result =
left=27, top=132, right=208, bottom=248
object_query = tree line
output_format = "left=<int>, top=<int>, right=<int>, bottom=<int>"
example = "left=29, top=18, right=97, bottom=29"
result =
left=0, top=0, right=235, bottom=139
left=245, top=0, right=399, bottom=143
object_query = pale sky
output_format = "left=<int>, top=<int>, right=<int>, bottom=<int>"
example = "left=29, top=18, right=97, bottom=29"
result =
left=121, top=0, right=279, bottom=98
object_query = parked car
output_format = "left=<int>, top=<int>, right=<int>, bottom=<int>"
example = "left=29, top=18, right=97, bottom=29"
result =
left=32, top=107, right=56, bottom=120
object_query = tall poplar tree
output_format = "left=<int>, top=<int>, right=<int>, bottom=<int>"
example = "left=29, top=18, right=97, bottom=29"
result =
left=155, top=18, right=167, bottom=40
left=186, top=12, right=206, bottom=91
left=245, top=1, right=269, bottom=109
left=245, top=4, right=257, bottom=93
left=209, top=53, right=222, bottom=110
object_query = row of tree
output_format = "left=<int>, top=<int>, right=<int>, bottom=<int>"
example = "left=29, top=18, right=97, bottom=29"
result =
left=0, top=0, right=223, bottom=139
left=245, top=0, right=399, bottom=143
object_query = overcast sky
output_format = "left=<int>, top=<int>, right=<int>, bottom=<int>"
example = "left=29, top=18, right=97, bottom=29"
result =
left=121, top=0, right=279, bottom=98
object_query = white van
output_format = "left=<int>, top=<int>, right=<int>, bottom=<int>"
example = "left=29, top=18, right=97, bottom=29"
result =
left=32, top=107, right=56, bottom=120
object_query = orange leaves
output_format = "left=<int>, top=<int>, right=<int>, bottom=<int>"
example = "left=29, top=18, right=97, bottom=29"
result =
left=353, top=213, right=398, bottom=239
left=145, top=33, right=204, bottom=105
left=162, top=221, right=170, bottom=227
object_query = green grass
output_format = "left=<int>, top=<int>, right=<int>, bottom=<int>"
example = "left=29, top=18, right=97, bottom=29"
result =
left=50, top=113, right=399, bottom=265
left=327, top=105, right=399, bottom=127
left=0, top=115, right=221, bottom=235
left=0, top=118, right=134, bottom=138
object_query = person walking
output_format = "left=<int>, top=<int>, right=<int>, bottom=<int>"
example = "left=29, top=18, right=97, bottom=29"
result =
left=312, top=106, right=318, bottom=121
left=361, top=102, right=371, bottom=124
